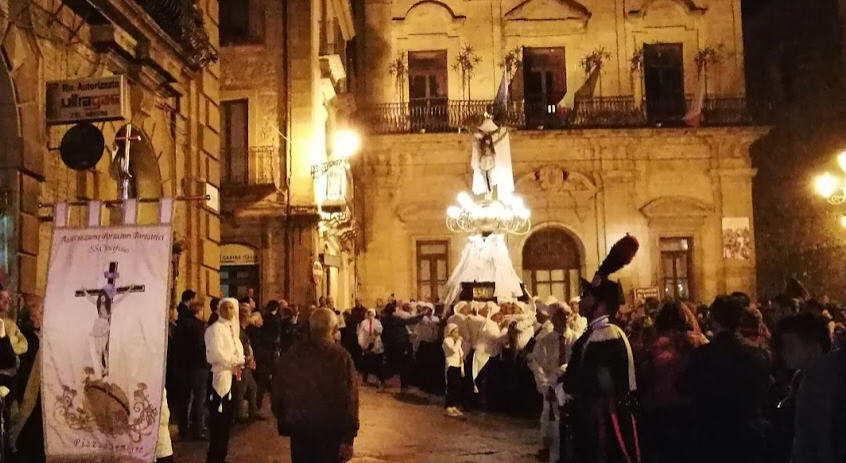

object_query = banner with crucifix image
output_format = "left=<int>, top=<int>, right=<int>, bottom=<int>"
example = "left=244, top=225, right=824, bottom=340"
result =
left=42, top=225, right=172, bottom=463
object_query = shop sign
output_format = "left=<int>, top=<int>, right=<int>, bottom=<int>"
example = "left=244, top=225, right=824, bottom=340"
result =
left=220, top=243, right=257, bottom=266
left=634, top=287, right=660, bottom=301
left=46, top=75, right=127, bottom=125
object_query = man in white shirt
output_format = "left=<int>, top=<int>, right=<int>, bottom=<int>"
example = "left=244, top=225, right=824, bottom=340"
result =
left=204, top=297, right=245, bottom=463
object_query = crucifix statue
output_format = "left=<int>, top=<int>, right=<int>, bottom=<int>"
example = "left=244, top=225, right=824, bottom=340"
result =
left=76, top=262, right=145, bottom=378
left=113, top=124, right=142, bottom=201
left=471, top=115, right=510, bottom=198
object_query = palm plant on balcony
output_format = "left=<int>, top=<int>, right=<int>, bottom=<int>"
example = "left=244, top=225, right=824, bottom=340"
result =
left=694, top=45, right=724, bottom=96
left=388, top=51, right=408, bottom=104
left=577, top=47, right=612, bottom=99
left=501, top=47, right=522, bottom=84
left=452, top=44, right=481, bottom=100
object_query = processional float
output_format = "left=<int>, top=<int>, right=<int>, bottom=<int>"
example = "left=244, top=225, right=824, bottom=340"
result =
left=441, top=71, right=532, bottom=307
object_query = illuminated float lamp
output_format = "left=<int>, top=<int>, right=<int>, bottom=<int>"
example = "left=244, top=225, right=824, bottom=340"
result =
left=445, top=191, right=531, bottom=235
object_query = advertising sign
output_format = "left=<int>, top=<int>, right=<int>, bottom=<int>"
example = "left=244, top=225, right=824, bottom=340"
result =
left=46, top=75, right=127, bottom=125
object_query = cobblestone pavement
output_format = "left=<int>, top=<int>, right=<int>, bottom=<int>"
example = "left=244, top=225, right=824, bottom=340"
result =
left=175, top=386, right=540, bottom=463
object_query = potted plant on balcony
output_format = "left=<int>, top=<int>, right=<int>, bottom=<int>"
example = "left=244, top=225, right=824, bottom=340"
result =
left=452, top=44, right=481, bottom=100
left=694, top=45, right=724, bottom=96
left=388, top=51, right=408, bottom=104
left=497, top=47, right=522, bottom=123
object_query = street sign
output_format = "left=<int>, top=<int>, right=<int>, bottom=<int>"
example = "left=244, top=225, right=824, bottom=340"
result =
left=46, top=75, right=127, bottom=125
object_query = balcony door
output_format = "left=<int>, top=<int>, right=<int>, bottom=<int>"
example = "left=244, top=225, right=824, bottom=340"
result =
left=644, top=43, right=685, bottom=124
left=408, top=50, right=448, bottom=131
left=221, top=99, right=248, bottom=184
left=523, top=47, right=566, bottom=128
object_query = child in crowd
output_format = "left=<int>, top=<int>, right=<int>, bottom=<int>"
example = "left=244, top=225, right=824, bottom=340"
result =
left=442, top=323, right=465, bottom=417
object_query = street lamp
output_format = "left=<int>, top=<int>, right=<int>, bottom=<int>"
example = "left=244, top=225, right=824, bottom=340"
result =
left=812, top=151, right=846, bottom=229
left=813, top=151, right=846, bottom=204
left=311, top=129, right=361, bottom=178
left=332, top=129, right=361, bottom=160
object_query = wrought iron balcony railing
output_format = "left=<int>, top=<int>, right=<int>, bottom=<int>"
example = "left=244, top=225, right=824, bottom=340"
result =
left=136, top=0, right=217, bottom=68
left=360, top=95, right=770, bottom=134
left=222, top=146, right=281, bottom=187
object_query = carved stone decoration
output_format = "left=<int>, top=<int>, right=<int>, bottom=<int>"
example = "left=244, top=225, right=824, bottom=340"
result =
left=515, top=166, right=597, bottom=219
left=505, top=0, right=592, bottom=22
left=518, top=166, right=597, bottom=195
left=626, top=0, right=707, bottom=17
left=639, top=196, right=713, bottom=228
left=504, top=0, right=591, bottom=35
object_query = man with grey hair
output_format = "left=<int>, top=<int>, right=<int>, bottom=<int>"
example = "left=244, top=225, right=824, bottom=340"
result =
left=273, top=308, right=359, bottom=463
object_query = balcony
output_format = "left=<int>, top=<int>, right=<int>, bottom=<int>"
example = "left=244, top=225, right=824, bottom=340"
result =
left=222, top=146, right=281, bottom=186
left=221, top=146, right=286, bottom=216
left=136, top=0, right=217, bottom=68
left=360, top=95, right=770, bottom=135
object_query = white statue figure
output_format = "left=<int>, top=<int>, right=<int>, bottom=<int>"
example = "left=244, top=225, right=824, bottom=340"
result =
left=471, top=117, right=514, bottom=197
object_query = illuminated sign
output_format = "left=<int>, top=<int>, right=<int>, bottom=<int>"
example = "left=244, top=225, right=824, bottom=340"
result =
left=46, top=75, right=127, bottom=125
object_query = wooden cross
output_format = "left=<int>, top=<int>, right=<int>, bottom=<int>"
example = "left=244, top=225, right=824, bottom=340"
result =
left=114, top=124, right=142, bottom=200
left=76, top=262, right=144, bottom=377
left=75, top=262, right=145, bottom=298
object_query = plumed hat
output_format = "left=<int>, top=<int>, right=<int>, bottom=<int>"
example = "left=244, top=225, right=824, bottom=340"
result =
left=581, top=234, right=639, bottom=313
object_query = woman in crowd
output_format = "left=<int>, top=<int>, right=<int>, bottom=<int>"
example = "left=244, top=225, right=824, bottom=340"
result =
left=637, top=301, right=707, bottom=463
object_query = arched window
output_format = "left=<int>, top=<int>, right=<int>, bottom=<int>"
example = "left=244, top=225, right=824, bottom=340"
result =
left=522, top=228, right=581, bottom=302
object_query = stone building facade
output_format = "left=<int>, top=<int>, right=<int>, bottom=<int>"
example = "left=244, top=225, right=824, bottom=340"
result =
left=355, top=0, right=768, bottom=305
left=218, top=0, right=358, bottom=309
left=0, top=0, right=220, bottom=308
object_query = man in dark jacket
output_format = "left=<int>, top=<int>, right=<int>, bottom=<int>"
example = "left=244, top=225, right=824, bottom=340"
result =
left=381, top=303, right=423, bottom=393
left=343, top=298, right=368, bottom=370
left=272, top=308, right=359, bottom=463
left=679, top=295, right=771, bottom=463
left=177, top=289, right=197, bottom=319
left=173, top=299, right=208, bottom=440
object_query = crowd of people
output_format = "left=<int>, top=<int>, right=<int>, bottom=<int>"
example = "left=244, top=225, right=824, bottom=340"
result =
left=159, top=280, right=846, bottom=463
left=2, top=275, right=846, bottom=463
left=297, top=277, right=845, bottom=463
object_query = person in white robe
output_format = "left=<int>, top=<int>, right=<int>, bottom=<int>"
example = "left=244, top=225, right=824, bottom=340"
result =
left=527, top=302, right=585, bottom=463
left=205, top=297, right=245, bottom=463
left=470, top=302, right=507, bottom=407
left=447, top=301, right=473, bottom=356
left=357, top=308, right=385, bottom=387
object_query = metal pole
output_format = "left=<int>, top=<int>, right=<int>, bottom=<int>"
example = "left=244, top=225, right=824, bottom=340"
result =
left=37, top=194, right=211, bottom=209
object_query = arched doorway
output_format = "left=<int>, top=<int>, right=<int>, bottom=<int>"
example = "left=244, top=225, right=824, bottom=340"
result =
left=522, top=228, right=581, bottom=302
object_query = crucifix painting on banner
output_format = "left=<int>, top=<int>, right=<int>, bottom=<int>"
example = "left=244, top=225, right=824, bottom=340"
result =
left=41, top=217, right=172, bottom=463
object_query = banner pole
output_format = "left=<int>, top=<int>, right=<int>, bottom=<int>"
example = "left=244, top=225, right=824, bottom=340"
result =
left=37, top=195, right=210, bottom=209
